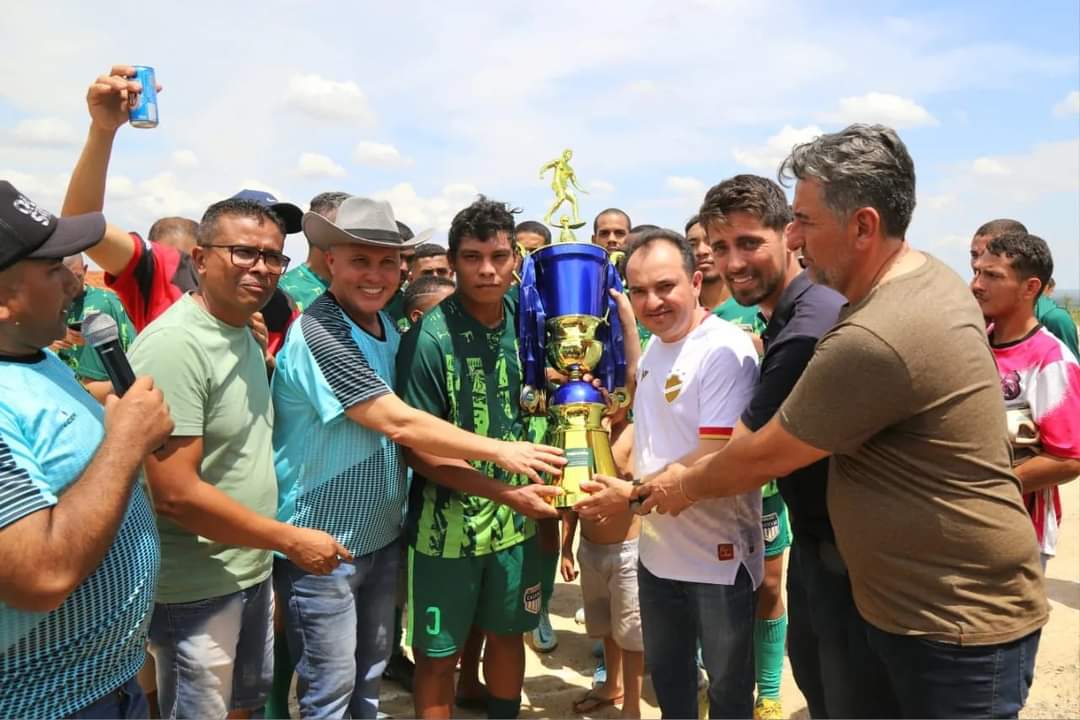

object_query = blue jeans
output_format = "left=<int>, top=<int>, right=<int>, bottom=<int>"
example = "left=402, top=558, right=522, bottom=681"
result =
left=69, top=676, right=148, bottom=719
left=786, top=538, right=898, bottom=718
left=866, top=624, right=1040, bottom=718
left=148, top=578, right=274, bottom=719
left=275, top=540, right=400, bottom=719
left=638, top=561, right=755, bottom=719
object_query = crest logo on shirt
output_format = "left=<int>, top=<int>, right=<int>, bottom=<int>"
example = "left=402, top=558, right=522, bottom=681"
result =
left=762, top=512, right=780, bottom=543
left=1001, top=370, right=1022, bottom=401
left=523, top=582, right=542, bottom=614
left=664, top=372, right=684, bottom=403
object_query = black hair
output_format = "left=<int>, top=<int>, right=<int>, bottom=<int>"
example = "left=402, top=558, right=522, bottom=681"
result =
left=623, top=228, right=695, bottom=278
left=448, top=195, right=519, bottom=257
left=198, top=199, right=286, bottom=246
left=985, top=231, right=1054, bottom=298
left=515, top=220, right=551, bottom=245
left=404, top=274, right=455, bottom=316
left=593, top=208, right=632, bottom=234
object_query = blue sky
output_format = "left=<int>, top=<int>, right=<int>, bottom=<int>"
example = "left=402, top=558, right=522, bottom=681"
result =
left=1, top=1, right=1077, bottom=289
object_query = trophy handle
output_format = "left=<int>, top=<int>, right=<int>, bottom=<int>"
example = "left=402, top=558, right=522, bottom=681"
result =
left=516, top=253, right=548, bottom=410
left=596, top=261, right=628, bottom=395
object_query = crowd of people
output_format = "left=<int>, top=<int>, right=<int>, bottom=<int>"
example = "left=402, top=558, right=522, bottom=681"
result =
left=1, top=64, right=1078, bottom=720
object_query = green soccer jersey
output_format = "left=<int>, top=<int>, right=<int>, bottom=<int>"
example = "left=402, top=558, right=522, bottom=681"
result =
left=712, top=296, right=766, bottom=334
left=396, top=293, right=534, bottom=559
left=278, top=263, right=329, bottom=312
left=59, top=286, right=136, bottom=381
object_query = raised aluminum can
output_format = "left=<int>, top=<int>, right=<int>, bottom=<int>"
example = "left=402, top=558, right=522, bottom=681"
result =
left=128, top=65, right=159, bottom=128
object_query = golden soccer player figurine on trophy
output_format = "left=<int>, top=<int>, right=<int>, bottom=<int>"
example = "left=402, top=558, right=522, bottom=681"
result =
left=518, top=149, right=629, bottom=507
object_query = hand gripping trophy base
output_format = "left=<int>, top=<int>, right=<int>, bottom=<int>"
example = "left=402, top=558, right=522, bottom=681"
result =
left=548, top=390, right=617, bottom=509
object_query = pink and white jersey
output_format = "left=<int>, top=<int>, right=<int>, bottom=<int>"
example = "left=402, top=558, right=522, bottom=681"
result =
left=992, top=325, right=1080, bottom=555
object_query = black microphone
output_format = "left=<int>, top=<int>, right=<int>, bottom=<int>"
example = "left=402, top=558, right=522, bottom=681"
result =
left=83, top=312, right=137, bottom=395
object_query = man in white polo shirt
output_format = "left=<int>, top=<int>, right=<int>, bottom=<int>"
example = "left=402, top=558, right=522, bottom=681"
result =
left=577, top=227, right=761, bottom=718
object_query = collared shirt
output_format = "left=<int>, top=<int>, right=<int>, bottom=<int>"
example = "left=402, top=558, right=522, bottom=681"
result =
left=741, top=271, right=844, bottom=543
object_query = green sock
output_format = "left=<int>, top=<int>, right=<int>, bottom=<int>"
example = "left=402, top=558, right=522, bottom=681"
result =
left=263, top=633, right=296, bottom=718
left=487, top=694, right=522, bottom=719
left=754, top=613, right=787, bottom=700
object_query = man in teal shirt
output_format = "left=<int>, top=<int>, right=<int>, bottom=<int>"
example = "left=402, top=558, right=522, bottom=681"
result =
left=278, top=192, right=349, bottom=311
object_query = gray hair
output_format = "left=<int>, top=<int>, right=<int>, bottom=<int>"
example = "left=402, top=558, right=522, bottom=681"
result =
left=779, top=124, right=916, bottom=238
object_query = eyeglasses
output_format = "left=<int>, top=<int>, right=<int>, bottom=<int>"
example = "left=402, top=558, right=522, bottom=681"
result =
left=206, top=245, right=291, bottom=274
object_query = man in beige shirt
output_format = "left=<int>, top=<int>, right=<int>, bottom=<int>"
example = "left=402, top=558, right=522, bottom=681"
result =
left=638, top=124, right=1047, bottom=719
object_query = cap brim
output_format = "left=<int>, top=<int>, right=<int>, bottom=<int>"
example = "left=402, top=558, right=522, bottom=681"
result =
left=26, top=212, right=106, bottom=261
left=271, top=202, right=304, bottom=234
left=303, top=212, right=428, bottom=250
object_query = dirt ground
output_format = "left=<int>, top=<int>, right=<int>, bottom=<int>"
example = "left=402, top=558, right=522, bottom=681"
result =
left=376, top=480, right=1080, bottom=719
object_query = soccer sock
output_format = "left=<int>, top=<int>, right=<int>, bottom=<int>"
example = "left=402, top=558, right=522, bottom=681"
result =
left=263, top=633, right=296, bottom=718
left=487, top=694, right=522, bottom=719
left=754, top=614, right=787, bottom=700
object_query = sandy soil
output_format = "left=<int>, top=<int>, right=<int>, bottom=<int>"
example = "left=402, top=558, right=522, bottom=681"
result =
left=375, top=480, right=1079, bottom=719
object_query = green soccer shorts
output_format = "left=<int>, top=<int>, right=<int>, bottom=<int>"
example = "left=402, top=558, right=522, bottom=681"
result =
left=763, top=490, right=792, bottom=558
left=407, top=535, right=541, bottom=658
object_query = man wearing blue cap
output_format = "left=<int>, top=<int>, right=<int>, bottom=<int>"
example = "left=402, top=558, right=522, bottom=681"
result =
left=0, top=181, right=175, bottom=718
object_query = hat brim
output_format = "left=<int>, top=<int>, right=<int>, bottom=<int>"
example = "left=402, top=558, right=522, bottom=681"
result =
left=271, top=202, right=303, bottom=234
left=26, top=212, right=106, bottom=261
left=303, top=212, right=429, bottom=250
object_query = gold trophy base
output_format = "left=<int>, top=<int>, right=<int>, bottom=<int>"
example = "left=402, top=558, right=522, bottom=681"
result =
left=549, top=401, right=617, bottom=509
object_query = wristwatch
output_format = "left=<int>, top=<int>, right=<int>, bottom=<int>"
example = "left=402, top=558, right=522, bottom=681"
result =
left=629, top=477, right=647, bottom=513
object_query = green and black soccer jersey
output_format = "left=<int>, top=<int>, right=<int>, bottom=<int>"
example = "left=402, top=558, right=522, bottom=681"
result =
left=396, top=293, right=534, bottom=559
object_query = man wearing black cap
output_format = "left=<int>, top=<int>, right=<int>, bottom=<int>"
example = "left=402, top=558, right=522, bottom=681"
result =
left=63, top=66, right=301, bottom=354
left=0, top=182, right=175, bottom=718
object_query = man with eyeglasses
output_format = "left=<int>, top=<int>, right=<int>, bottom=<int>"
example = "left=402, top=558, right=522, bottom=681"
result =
left=126, top=198, right=350, bottom=718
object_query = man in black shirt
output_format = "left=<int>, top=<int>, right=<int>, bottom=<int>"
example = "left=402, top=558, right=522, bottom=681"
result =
left=700, top=175, right=895, bottom=718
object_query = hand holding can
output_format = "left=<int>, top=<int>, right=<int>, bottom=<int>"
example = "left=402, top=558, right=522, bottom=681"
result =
left=128, top=65, right=159, bottom=128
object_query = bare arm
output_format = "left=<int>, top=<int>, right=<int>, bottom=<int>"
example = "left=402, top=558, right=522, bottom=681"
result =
left=403, top=448, right=559, bottom=519
left=63, top=66, right=146, bottom=274
left=0, top=377, right=172, bottom=611
left=559, top=509, right=579, bottom=581
left=1015, top=453, right=1080, bottom=495
left=639, top=417, right=828, bottom=516
left=347, top=392, right=565, bottom=482
left=144, top=436, right=350, bottom=572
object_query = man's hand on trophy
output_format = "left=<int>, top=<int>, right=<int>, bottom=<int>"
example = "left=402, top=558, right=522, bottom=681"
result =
left=573, top=474, right=635, bottom=523
left=494, top=441, right=567, bottom=484
left=638, top=463, right=694, bottom=517
left=501, top=484, right=562, bottom=520
left=609, top=288, right=641, bottom=393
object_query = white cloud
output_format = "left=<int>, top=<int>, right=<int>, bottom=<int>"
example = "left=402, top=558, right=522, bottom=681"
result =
left=285, top=73, right=376, bottom=125
left=971, top=157, right=1010, bottom=177
left=373, top=182, right=480, bottom=231
left=8, top=117, right=81, bottom=146
left=665, top=176, right=706, bottom=196
left=820, top=92, right=938, bottom=129
left=733, top=124, right=825, bottom=172
left=172, top=149, right=199, bottom=168
left=353, top=141, right=411, bottom=169
left=590, top=180, right=615, bottom=194
left=1053, top=90, right=1079, bottom=116
left=296, top=152, right=346, bottom=178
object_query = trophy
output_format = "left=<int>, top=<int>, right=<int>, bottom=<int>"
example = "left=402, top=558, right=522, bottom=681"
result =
left=518, top=149, right=630, bottom=508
